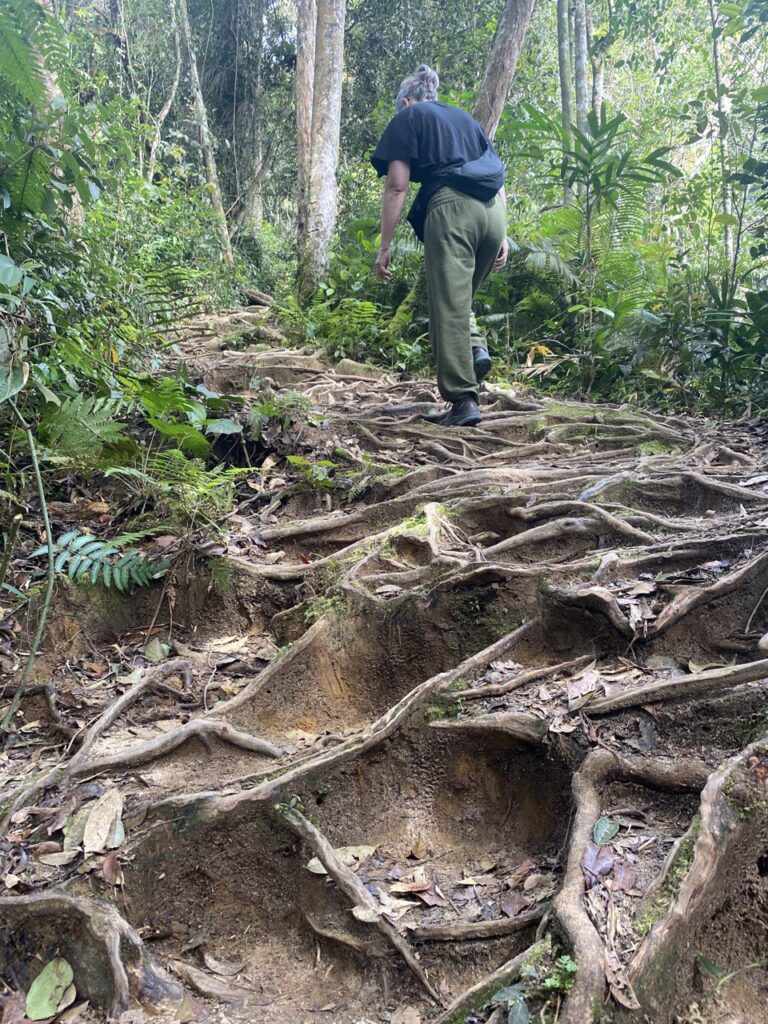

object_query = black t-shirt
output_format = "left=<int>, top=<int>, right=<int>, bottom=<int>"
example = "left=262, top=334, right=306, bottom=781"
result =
left=371, top=101, right=505, bottom=241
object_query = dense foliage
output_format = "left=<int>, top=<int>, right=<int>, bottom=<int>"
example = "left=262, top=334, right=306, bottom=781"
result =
left=1, top=0, right=767, bottom=513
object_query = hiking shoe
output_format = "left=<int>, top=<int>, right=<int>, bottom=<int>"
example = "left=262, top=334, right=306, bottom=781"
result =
left=473, top=346, right=492, bottom=384
left=437, top=397, right=483, bottom=427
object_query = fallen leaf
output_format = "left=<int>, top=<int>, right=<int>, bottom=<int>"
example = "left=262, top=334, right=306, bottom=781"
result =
left=613, top=862, right=637, bottom=892
left=102, top=852, right=125, bottom=886
left=1, top=992, right=26, bottom=1024
left=389, top=881, right=432, bottom=894
left=594, top=816, right=620, bottom=847
left=37, top=850, right=80, bottom=867
left=4, top=874, right=21, bottom=889
left=25, top=958, right=75, bottom=1021
left=305, top=845, right=375, bottom=875
left=408, top=834, right=428, bottom=859
left=202, top=953, right=245, bottom=977
left=582, top=842, right=615, bottom=889
left=506, top=858, right=536, bottom=888
left=143, top=637, right=170, bottom=663
left=83, top=789, right=124, bottom=855
left=501, top=893, right=527, bottom=918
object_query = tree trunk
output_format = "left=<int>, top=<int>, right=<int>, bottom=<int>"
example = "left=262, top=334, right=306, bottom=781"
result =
left=573, top=0, right=589, bottom=135
left=146, top=0, right=181, bottom=182
left=296, top=0, right=316, bottom=270
left=586, top=9, right=603, bottom=116
left=557, top=0, right=574, bottom=202
left=471, top=0, right=537, bottom=141
left=177, top=0, right=234, bottom=265
left=708, top=0, right=734, bottom=264
left=296, top=0, right=347, bottom=303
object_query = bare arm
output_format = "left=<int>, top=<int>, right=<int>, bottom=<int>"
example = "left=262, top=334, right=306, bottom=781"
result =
left=375, top=159, right=411, bottom=282
left=494, top=184, right=509, bottom=270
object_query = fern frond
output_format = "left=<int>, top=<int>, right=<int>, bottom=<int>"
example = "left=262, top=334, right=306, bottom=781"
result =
left=32, top=529, right=169, bottom=592
left=41, top=394, right=126, bottom=457
left=0, top=4, right=45, bottom=108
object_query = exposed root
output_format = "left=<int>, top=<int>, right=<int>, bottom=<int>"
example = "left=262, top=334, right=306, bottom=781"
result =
left=409, top=905, right=546, bottom=942
left=588, top=656, right=768, bottom=713
left=273, top=802, right=443, bottom=1004
left=0, top=891, right=184, bottom=1016
left=77, top=719, right=283, bottom=777
left=553, top=751, right=710, bottom=1023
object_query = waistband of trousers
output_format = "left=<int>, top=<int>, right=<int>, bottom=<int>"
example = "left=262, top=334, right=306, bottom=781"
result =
left=427, top=186, right=496, bottom=213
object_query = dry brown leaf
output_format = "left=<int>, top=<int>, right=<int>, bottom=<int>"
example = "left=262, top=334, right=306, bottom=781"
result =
left=102, top=852, right=125, bottom=887
left=202, top=953, right=245, bottom=977
left=408, top=834, right=428, bottom=859
left=83, top=789, right=124, bottom=855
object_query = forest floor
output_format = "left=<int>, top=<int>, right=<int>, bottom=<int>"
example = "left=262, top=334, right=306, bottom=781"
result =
left=3, top=308, right=768, bottom=1024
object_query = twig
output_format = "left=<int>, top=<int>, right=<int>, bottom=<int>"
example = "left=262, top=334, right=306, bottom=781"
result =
left=2, top=404, right=55, bottom=737
left=0, top=513, right=22, bottom=592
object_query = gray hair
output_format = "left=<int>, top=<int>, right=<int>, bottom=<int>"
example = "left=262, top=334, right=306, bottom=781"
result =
left=396, top=64, right=439, bottom=112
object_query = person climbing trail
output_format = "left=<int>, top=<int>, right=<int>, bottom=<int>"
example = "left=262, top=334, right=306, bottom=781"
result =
left=372, top=64, right=509, bottom=428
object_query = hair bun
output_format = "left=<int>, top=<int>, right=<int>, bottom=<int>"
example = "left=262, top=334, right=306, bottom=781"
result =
left=416, top=64, right=439, bottom=90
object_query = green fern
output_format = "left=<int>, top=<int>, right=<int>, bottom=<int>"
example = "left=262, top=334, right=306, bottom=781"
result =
left=0, top=0, right=45, bottom=108
left=31, top=529, right=169, bottom=592
left=40, top=395, right=127, bottom=457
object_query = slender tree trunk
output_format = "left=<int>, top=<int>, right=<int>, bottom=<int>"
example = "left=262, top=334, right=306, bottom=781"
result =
left=296, top=0, right=316, bottom=268
left=708, top=0, right=734, bottom=264
left=177, top=0, right=234, bottom=264
left=586, top=9, right=603, bottom=115
left=146, top=0, right=181, bottom=182
left=297, top=0, right=347, bottom=303
left=471, top=0, right=537, bottom=140
left=557, top=0, right=574, bottom=202
left=574, top=0, right=589, bottom=134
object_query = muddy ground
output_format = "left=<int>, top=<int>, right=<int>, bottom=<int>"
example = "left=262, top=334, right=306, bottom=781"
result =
left=3, top=309, right=768, bottom=1024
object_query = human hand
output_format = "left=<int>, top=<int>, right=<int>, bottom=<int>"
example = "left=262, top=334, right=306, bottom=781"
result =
left=374, top=246, right=392, bottom=281
left=493, top=237, right=509, bottom=271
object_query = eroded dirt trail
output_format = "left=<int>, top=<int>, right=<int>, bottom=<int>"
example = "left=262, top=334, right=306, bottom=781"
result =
left=4, top=311, right=768, bottom=1024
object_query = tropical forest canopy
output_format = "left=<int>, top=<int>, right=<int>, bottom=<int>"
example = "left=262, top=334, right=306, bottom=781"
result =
left=1, top=0, right=768, bottom=457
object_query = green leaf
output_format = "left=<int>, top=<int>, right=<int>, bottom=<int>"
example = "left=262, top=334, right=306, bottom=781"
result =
left=0, top=255, right=23, bottom=288
left=698, top=956, right=727, bottom=980
left=508, top=999, right=531, bottom=1024
left=25, top=958, right=75, bottom=1020
left=593, top=816, right=619, bottom=846
left=205, top=417, right=243, bottom=436
left=714, top=213, right=740, bottom=227
left=144, top=636, right=170, bottom=663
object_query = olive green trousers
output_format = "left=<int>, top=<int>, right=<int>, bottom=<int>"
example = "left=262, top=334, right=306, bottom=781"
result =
left=423, top=187, right=507, bottom=403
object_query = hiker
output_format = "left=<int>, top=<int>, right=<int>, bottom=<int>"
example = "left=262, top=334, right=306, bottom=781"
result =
left=371, top=64, right=508, bottom=427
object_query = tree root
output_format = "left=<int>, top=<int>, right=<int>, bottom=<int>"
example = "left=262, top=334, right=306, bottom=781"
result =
left=273, top=802, right=443, bottom=1004
left=553, top=750, right=710, bottom=1023
left=447, top=655, right=593, bottom=701
left=409, top=905, right=546, bottom=942
left=77, top=719, right=283, bottom=777
left=430, top=712, right=548, bottom=745
left=628, top=729, right=768, bottom=1016
left=1, top=659, right=194, bottom=831
left=431, top=940, right=548, bottom=1024
left=588, top=656, right=768, bottom=713
left=0, top=891, right=185, bottom=1017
